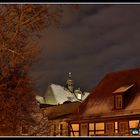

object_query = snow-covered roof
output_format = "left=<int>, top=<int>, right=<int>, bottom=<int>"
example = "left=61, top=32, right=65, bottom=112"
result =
left=78, top=68, right=140, bottom=116
left=36, top=84, right=90, bottom=105
left=35, top=95, right=45, bottom=104
left=44, top=84, right=80, bottom=105
left=82, top=92, right=90, bottom=100
left=113, top=84, right=134, bottom=93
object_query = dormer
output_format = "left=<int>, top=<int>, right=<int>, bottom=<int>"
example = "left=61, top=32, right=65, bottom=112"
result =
left=74, top=88, right=82, bottom=100
left=113, top=84, right=134, bottom=110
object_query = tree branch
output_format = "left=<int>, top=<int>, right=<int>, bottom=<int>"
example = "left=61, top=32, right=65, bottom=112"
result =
left=0, top=47, right=24, bottom=59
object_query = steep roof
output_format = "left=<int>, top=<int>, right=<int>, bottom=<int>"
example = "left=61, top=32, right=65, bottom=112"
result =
left=35, top=95, right=45, bottom=104
left=78, top=68, right=140, bottom=117
left=113, top=84, right=134, bottom=93
left=44, top=84, right=89, bottom=105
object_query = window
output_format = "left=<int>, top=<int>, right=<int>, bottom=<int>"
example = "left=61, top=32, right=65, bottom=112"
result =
left=115, top=122, right=118, bottom=133
left=129, top=120, right=139, bottom=128
left=80, top=123, right=88, bottom=136
left=95, top=123, right=105, bottom=135
left=115, top=95, right=123, bottom=109
left=119, top=122, right=129, bottom=133
left=89, top=123, right=94, bottom=136
left=105, top=122, right=115, bottom=134
left=59, top=124, right=63, bottom=136
left=70, top=131, right=79, bottom=136
left=53, top=124, right=57, bottom=136
left=89, top=123, right=94, bottom=130
left=71, top=124, right=79, bottom=131
left=96, top=123, right=104, bottom=130
left=70, top=124, right=79, bottom=136
left=89, top=131, right=94, bottom=136
left=77, top=93, right=82, bottom=100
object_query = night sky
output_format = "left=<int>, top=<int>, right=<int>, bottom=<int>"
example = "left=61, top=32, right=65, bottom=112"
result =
left=31, top=4, right=140, bottom=96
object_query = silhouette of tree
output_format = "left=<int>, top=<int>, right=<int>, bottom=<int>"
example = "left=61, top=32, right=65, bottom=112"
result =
left=0, top=4, right=78, bottom=135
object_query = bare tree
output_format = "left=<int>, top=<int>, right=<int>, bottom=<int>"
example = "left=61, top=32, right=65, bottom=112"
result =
left=0, top=4, right=78, bottom=136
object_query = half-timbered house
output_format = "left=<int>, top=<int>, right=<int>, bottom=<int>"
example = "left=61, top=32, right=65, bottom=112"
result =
left=60, top=68, right=140, bottom=136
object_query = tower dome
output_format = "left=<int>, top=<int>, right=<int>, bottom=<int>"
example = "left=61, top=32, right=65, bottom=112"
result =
left=66, top=72, right=74, bottom=92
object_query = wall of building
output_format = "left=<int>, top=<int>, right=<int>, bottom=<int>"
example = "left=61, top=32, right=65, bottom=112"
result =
left=68, top=118, right=140, bottom=136
left=41, top=102, right=80, bottom=120
left=46, top=120, right=69, bottom=136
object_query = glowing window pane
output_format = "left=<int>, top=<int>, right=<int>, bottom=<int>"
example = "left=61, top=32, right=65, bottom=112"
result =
left=96, top=123, right=104, bottom=130
left=115, top=122, right=118, bottom=129
left=129, top=120, right=139, bottom=128
left=71, top=124, right=79, bottom=131
left=74, top=132, right=79, bottom=136
left=70, top=132, right=79, bottom=136
left=81, top=123, right=88, bottom=136
left=70, top=132, right=74, bottom=136
left=77, top=94, right=82, bottom=100
left=95, top=131, right=104, bottom=134
left=115, top=130, right=118, bottom=133
left=89, top=131, right=94, bottom=136
left=89, top=123, right=94, bottom=130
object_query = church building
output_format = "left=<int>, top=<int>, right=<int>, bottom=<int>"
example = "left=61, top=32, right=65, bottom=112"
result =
left=35, top=72, right=90, bottom=136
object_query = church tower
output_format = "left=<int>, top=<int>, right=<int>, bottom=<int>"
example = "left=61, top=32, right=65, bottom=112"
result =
left=66, top=72, right=74, bottom=93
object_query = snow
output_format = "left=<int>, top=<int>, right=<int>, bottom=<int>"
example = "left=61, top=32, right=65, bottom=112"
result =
left=49, top=84, right=79, bottom=105
left=35, top=95, right=45, bottom=104
left=37, top=84, right=90, bottom=105
left=82, top=92, right=90, bottom=100
left=113, top=84, right=134, bottom=93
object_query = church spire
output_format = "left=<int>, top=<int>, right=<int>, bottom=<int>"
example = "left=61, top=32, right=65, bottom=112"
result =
left=69, top=72, right=72, bottom=78
left=66, top=72, right=74, bottom=93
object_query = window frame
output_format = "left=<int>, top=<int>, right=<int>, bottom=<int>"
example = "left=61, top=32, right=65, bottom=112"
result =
left=69, top=123, right=80, bottom=136
left=105, top=122, right=115, bottom=134
left=118, top=121, right=129, bottom=134
left=114, top=94, right=123, bottom=109
left=95, top=122, right=105, bottom=135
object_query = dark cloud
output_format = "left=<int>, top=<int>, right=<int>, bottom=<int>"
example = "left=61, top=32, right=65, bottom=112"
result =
left=31, top=4, right=140, bottom=96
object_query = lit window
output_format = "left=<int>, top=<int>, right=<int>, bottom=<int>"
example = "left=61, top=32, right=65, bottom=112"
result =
left=77, top=93, right=82, bottom=100
left=115, top=95, right=123, bottom=109
left=89, top=131, right=94, bottom=136
left=96, top=123, right=104, bottom=130
left=96, top=131, right=104, bottom=135
left=115, top=122, right=118, bottom=130
left=89, top=123, right=94, bottom=136
left=59, top=124, right=63, bottom=136
left=70, top=132, right=79, bottom=136
left=95, top=123, right=105, bottom=135
left=129, top=120, right=139, bottom=128
left=70, top=124, right=80, bottom=136
left=71, top=124, right=79, bottom=131
left=89, top=123, right=94, bottom=131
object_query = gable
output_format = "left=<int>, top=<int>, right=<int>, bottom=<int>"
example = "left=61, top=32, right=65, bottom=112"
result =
left=44, top=85, right=58, bottom=105
left=78, top=68, right=140, bottom=116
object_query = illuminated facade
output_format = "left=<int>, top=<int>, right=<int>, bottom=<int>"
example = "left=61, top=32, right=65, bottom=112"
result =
left=65, top=68, right=140, bottom=136
left=37, top=69, right=140, bottom=136
left=36, top=72, right=90, bottom=105
left=35, top=72, right=90, bottom=136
